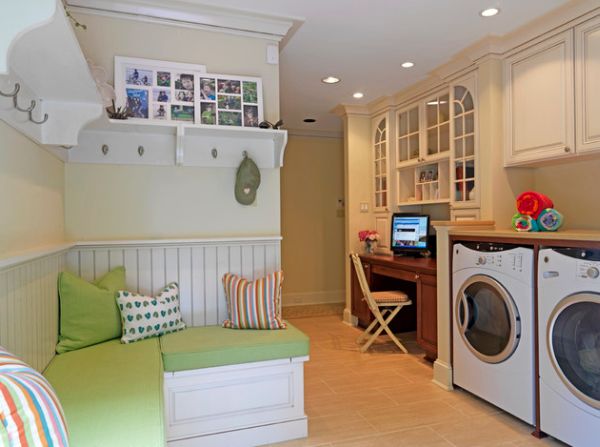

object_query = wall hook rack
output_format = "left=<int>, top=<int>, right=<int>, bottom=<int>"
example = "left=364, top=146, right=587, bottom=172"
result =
left=15, top=96, right=36, bottom=113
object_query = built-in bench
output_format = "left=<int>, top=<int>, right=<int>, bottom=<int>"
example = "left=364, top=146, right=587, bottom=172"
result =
left=43, top=324, right=309, bottom=447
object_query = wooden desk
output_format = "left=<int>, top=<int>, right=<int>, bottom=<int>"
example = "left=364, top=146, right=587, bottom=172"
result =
left=350, top=254, right=437, bottom=361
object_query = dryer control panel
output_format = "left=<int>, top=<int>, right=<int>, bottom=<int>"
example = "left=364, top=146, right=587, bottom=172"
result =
left=577, top=261, right=600, bottom=280
left=453, top=242, right=533, bottom=280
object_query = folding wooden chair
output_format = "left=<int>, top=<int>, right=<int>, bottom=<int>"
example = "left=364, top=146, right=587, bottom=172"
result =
left=350, top=253, right=413, bottom=353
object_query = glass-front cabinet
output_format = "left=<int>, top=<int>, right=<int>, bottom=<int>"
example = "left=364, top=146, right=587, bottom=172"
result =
left=392, top=71, right=479, bottom=218
left=425, top=91, right=451, bottom=158
left=397, top=105, right=420, bottom=164
left=373, top=116, right=388, bottom=211
left=450, top=74, right=479, bottom=216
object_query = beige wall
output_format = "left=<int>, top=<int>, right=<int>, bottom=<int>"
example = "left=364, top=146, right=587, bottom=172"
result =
left=280, top=135, right=344, bottom=306
left=65, top=164, right=280, bottom=240
left=534, top=159, right=600, bottom=230
left=72, top=12, right=279, bottom=122
left=0, top=121, right=65, bottom=255
left=65, top=12, right=282, bottom=241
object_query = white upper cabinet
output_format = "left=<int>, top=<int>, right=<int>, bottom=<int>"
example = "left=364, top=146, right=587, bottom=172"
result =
left=372, top=115, right=389, bottom=211
left=576, top=16, right=600, bottom=154
left=504, top=30, right=575, bottom=166
left=396, top=105, right=420, bottom=166
left=424, top=90, right=451, bottom=160
left=450, top=74, right=478, bottom=209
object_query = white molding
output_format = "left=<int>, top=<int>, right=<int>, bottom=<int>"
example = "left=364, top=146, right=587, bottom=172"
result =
left=75, top=236, right=282, bottom=248
left=282, top=289, right=344, bottom=307
left=287, top=128, right=343, bottom=139
left=0, top=243, right=75, bottom=270
left=432, top=359, right=454, bottom=391
left=66, top=0, right=298, bottom=42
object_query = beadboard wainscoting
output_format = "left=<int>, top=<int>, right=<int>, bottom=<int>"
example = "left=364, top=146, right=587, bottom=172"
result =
left=0, top=246, right=70, bottom=371
left=66, top=237, right=282, bottom=327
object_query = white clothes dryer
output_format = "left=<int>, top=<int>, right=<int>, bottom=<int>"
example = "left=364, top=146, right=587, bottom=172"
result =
left=453, top=242, right=535, bottom=425
left=538, top=247, right=600, bottom=447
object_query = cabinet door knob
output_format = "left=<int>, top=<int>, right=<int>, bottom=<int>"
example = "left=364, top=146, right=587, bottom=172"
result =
left=415, top=273, right=420, bottom=280
left=564, top=147, right=571, bottom=153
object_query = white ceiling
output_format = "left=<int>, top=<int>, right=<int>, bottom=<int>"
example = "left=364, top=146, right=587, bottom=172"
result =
left=191, top=0, right=572, bottom=134
left=74, top=0, right=573, bottom=133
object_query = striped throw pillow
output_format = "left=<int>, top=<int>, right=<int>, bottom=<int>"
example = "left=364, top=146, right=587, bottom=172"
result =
left=222, top=271, right=286, bottom=329
left=0, top=347, right=69, bottom=447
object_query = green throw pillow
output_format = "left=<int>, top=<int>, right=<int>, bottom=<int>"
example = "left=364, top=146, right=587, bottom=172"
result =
left=56, top=267, right=126, bottom=354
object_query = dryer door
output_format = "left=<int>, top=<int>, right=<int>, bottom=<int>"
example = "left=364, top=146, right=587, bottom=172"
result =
left=549, top=293, right=600, bottom=409
left=456, top=274, right=521, bottom=363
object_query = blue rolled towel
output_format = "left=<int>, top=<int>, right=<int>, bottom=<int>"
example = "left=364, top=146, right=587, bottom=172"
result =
left=537, top=208, right=563, bottom=232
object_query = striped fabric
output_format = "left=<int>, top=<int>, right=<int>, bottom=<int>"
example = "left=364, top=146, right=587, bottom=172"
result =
left=0, top=347, right=69, bottom=447
left=222, top=271, right=286, bottom=329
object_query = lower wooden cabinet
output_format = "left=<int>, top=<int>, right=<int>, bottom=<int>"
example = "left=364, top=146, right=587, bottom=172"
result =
left=416, top=273, right=438, bottom=359
left=350, top=255, right=438, bottom=360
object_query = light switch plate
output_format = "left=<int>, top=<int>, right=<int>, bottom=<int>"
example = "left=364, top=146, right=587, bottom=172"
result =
left=360, top=202, right=369, bottom=213
left=266, top=44, right=279, bottom=65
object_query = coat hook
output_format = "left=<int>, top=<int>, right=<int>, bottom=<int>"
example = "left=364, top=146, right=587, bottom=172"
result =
left=101, top=144, right=109, bottom=155
left=0, top=82, right=20, bottom=98
left=14, top=96, right=36, bottom=113
left=242, top=150, right=248, bottom=158
left=28, top=108, right=48, bottom=125
left=211, top=148, right=218, bottom=159
left=138, top=145, right=144, bottom=157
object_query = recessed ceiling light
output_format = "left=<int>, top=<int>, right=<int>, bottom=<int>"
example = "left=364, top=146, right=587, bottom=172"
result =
left=480, top=7, right=500, bottom=17
left=401, top=61, right=415, bottom=68
left=303, top=118, right=316, bottom=123
left=321, top=76, right=340, bottom=84
left=353, top=92, right=364, bottom=99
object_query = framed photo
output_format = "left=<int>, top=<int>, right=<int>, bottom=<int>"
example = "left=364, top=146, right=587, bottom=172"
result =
left=196, top=74, right=263, bottom=128
left=115, top=56, right=206, bottom=122
left=115, top=57, right=263, bottom=128
left=419, top=171, right=427, bottom=183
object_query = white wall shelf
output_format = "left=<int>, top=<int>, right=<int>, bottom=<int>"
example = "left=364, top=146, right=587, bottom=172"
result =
left=0, top=0, right=103, bottom=151
left=69, top=118, right=288, bottom=168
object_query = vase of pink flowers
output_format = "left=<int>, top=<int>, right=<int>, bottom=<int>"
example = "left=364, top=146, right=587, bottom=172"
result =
left=358, top=230, right=380, bottom=255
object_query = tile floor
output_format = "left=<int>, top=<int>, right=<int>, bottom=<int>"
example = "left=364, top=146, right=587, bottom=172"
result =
left=272, top=314, right=566, bottom=447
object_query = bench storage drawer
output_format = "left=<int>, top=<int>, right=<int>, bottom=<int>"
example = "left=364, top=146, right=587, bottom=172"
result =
left=164, top=356, right=308, bottom=446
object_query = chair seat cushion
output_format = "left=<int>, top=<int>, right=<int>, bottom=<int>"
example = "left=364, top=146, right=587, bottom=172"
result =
left=372, top=290, right=410, bottom=303
left=160, top=322, right=309, bottom=372
left=43, top=338, right=164, bottom=447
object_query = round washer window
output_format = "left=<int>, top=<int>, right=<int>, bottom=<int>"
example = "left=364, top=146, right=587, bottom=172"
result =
left=456, top=275, right=520, bottom=364
left=550, top=295, right=600, bottom=408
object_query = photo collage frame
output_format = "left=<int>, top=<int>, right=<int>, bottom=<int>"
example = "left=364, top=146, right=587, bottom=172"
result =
left=115, top=57, right=264, bottom=128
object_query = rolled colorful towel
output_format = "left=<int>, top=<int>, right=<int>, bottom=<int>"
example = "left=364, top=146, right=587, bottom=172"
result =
left=537, top=208, right=564, bottom=232
left=516, top=191, right=554, bottom=219
left=512, top=213, right=540, bottom=232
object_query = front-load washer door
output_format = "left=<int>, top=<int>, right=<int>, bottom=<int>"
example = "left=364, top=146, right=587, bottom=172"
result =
left=456, top=274, right=521, bottom=364
left=549, top=293, right=600, bottom=409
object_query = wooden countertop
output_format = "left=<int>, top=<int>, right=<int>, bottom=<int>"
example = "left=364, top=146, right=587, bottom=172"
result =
left=448, top=228, right=600, bottom=242
left=359, top=254, right=437, bottom=275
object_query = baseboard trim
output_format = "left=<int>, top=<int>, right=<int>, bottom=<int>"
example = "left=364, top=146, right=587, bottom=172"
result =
left=432, top=359, right=454, bottom=391
left=282, top=290, right=344, bottom=307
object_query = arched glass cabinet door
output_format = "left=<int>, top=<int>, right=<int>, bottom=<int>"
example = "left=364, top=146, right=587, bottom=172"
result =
left=452, top=82, right=476, bottom=204
left=456, top=275, right=521, bottom=363
left=373, top=117, right=388, bottom=210
left=549, top=293, right=600, bottom=409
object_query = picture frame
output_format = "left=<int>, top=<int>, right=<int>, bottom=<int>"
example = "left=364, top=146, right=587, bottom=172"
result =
left=114, top=56, right=206, bottom=123
left=114, top=57, right=264, bottom=128
left=198, top=74, right=263, bottom=128
left=419, top=171, right=427, bottom=183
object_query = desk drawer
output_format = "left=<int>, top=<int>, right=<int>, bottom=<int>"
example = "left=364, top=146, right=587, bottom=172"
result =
left=371, top=264, right=417, bottom=282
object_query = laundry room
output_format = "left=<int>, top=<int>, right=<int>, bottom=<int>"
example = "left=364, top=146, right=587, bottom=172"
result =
left=2, top=1, right=600, bottom=447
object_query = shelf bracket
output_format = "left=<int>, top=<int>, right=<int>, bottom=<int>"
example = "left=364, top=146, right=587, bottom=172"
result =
left=175, top=125, right=184, bottom=166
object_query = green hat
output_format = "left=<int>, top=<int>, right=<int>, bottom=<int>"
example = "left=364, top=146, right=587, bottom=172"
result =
left=235, top=156, right=261, bottom=205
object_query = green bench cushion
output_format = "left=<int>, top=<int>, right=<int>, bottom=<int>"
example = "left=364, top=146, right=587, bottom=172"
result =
left=160, top=323, right=310, bottom=372
left=43, top=338, right=164, bottom=447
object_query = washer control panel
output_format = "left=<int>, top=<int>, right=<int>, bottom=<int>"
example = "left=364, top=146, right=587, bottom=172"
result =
left=577, top=261, right=600, bottom=280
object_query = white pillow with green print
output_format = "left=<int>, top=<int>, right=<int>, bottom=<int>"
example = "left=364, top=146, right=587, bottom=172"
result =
left=116, top=282, right=186, bottom=343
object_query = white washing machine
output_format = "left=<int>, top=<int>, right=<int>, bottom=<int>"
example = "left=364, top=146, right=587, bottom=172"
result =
left=538, top=248, right=600, bottom=447
left=453, top=242, right=535, bottom=425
